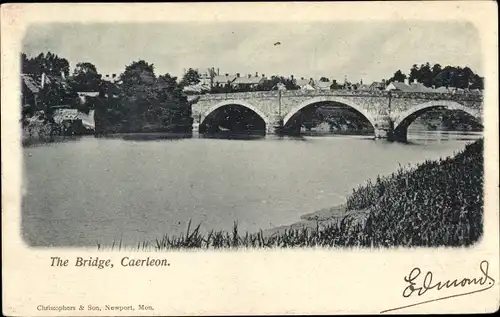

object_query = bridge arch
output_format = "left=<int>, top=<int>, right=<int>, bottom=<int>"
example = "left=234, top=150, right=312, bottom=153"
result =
left=283, top=96, right=378, bottom=131
left=200, top=99, right=271, bottom=132
left=393, top=100, right=482, bottom=132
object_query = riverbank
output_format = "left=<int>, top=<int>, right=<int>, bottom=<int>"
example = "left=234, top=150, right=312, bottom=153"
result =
left=261, top=204, right=370, bottom=237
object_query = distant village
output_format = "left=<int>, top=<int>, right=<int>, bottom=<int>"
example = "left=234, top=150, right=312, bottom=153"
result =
left=181, top=67, right=484, bottom=95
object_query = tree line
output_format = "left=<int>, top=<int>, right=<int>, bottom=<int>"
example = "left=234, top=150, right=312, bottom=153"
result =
left=385, top=62, right=484, bottom=89
left=21, top=52, right=193, bottom=133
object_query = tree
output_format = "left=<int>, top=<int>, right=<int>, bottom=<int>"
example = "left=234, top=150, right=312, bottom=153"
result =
left=419, top=62, right=433, bottom=87
left=431, top=63, right=442, bottom=78
left=21, top=53, right=30, bottom=73
left=330, top=80, right=340, bottom=90
left=21, top=51, right=70, bottom=76
left=256, top=75, right=299, bottom=91
left=432, top=66, right=479, bottom=89
left=71, top=62, right=102, bottom=92
left=385, top=62, right=483, bottom=89
left=388, top=70, right=407, bottom=83
left=37, top=81, right=78, bottom=121
left=180, top=68, right=201, bottom=87
left=97, top=60, right=193, bottom=133
left=408, top=64, right=420, bottom=83
left=120, top=60, right=156, bottom=99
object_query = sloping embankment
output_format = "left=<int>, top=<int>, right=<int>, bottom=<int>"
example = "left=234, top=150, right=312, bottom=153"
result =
left=265, top=138, right=484, bottom=247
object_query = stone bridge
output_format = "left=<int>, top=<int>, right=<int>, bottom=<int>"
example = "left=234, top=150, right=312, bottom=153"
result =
left=191, top=89, right=483, bottom=141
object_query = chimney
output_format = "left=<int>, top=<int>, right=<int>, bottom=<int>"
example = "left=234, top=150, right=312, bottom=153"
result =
left=217, top=68, right=220, bottom=75
left=413, top=79, right=418, bottom=84
left=41, top=73, right=46, bottom=88
left=291, top=75, right=294, bottom=80
left=248, top=74, right=251, bottom=78
left=301, top=77, right=304, bottom=80
left=236, top=73, right=240, bottom=78
left=255, top=72, right=258, bottom=77
left=262, top=74, right=265, bottom=78
left=60, top=71, right=66, bottom=80
left=112, top=74, right=116, bottom=78
left=404, top=78, right=409, bottom=85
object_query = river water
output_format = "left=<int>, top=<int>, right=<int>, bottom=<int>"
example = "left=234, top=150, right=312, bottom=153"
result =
left=22, top=131, right=482, bottom=247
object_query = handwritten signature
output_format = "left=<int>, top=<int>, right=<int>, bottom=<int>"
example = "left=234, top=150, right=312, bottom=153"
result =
left=381, top=260, right=495, bottom=313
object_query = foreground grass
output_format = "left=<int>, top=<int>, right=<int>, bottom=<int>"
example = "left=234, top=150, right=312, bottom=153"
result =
left=99, top=139, right=483, bottom=250
left=346, top=138, right=483, bottom=247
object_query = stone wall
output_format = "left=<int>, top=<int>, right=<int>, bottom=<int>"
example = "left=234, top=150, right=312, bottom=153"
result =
left=196, top=89, right=483, bottom=102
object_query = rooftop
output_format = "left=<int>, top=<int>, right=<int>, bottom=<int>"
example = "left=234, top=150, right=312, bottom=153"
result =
left=315, top=81, right=331, bottom=90
left=232, top=76, right=264, bottom=85
left=213, top=75, right=237, bottom=84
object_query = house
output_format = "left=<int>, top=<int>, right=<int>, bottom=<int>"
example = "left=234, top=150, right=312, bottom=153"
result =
left=100, top=81, right=121, bottom=98
left=409, top=81, right=434, bottom=93
left=433, top=86, right=450, bottom=94
left=231, top=73, right=265, bottom=90
left=369, top=81, right=386, bottom=91
left=385, top=81, right=412, bottom=92
left=296, top=78, right=315, bottom=90
left=182, top=83, right=211, bottom=94
left=211, top=74, right=237, bottom=88
left=357, top=84, right=370, bottom=91
left=52, top=108, right=95, bottom=132
left=21, top=74, right=41, bottom=109
left=102, top=74, right=121, bottom=84
left=315, top=81, right=332, bottom=91
left=21, top=72, right=71, bottom=109
left=77, top=91, right=100, bottom=103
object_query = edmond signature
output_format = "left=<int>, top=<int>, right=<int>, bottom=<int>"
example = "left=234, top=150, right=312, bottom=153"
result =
left=381, top=260, right=496, bottom=313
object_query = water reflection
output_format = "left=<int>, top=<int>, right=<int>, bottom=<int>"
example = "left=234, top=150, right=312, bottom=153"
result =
left=23, top=130, right=483, bottom=147
left=23, top=135, right=84, bottom=148
left=119, top=133, right=193, bottom=141
left=199, top=131, right=266, bottom=141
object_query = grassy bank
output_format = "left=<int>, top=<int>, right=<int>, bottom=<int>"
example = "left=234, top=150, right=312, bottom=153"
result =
left=100, top=138, right=483, bottom=250
left=345, top=138, right=483, bottom=247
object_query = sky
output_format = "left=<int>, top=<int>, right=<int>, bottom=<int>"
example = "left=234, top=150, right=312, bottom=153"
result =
left=22, top=21, right=482, bottom=83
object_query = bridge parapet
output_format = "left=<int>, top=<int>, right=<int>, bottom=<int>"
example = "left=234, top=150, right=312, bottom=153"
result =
left=195, top=89, right=483, bottom=102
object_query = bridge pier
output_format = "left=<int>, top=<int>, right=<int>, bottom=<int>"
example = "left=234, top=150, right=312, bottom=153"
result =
left=374, top=122, right=407, bottom=142
left=387, top=126, right=408, bottom=142
left=374, top=128, right=389, bottom=139
left=373, top=115, right=392, bottom=140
